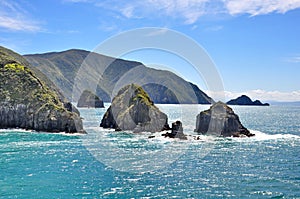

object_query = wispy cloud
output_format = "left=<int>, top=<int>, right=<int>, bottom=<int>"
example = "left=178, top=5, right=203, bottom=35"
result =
left=69, top=0, right=300, bottom=25
left=285, top=55, right=300, bottom=63
left=224, top=0, right=300, bottom=16
left=207, top=89, right=300, bottom=102
left=204, top=25, right=224, bottom=32
left=145, top=28, right=169, bottom=36
left=0, top=1, right=42, bottom=32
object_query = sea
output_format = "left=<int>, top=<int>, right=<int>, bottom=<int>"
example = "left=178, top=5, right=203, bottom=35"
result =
left=1, top=104, right=299, bottom=198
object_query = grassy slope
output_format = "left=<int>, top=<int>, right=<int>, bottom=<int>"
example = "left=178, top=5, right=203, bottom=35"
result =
left=25, top=49, right=214, bottom=104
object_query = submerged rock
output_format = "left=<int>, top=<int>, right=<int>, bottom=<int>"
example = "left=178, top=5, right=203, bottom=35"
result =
left=77, top=90, right=104, bottom=108
left=195, top=102, right=254, bottom=137
left=100, top=84, right=170, bottom=133
left=0, top=46, right=85, bottom=133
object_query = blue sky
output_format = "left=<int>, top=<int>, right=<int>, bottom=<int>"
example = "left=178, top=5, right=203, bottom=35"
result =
left=1, top=0, right=300, bottom=101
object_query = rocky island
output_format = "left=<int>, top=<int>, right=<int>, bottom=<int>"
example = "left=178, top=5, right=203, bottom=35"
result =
left=100, top=84, right=170, bottom=133
left=227, top=95, right=269, bottom=106
left=77, top=90, right=104, bottom=108
left=0, top=46, right=85, bottom=133
left=195, top=102, right=254, bottom=137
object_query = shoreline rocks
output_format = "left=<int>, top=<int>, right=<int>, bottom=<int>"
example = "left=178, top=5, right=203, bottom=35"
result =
left=0, top=46, right=85, bottom=133
left=100, top=84, right=170, bottom=133
left=162, top=121, right=187, bottom=140
left=195, top=102, right=254, bottom=137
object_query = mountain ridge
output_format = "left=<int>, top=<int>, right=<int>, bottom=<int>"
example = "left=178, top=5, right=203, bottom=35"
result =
left=25, top=49, right=214, bottom=104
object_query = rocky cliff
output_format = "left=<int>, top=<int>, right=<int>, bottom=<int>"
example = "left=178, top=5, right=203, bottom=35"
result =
left=195, top=102, right=254, bottom=137
left=0, top=46, right=85, bottom=133
left=100, top=84, right=170, bottom=133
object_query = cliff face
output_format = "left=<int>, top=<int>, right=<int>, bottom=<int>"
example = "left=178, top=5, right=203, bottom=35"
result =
left=0, top=46, right=85, bottom=133
left=195, top=102, right=254, bottom=137
left=100, top=84, right=170, bottom=133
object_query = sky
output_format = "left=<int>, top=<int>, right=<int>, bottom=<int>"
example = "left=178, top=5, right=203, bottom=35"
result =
left=0, top=0, right=300, bottom=102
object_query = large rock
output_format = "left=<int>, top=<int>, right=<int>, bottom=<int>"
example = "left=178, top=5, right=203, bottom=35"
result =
left=100, top=84, right=170, bottom=133
left=77, top=90, right=104, bottom=108
left=195, top=102, right=254, bottom=137
left=0, top=46, right=85, bottom=133
left=227, top=95, right=269, bottom=106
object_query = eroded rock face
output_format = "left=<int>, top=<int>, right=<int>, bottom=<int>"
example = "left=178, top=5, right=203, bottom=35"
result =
left=100, top=84, right=170, bottom=133
left=77, top=90, right=104, bottom=108
left=195, top=102, right=254, bottom=137
left=0, top=46, right=85, bottom=133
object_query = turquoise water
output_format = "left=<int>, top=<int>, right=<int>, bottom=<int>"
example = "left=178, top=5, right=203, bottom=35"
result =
left=1, top=104, right=300, bottom=198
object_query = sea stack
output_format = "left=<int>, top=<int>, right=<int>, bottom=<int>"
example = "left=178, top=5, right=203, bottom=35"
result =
left=77, top=90, right=104, bottom=108
left=100, top=84, right=170, bottom=133
left=162, top=121, right=187, bottom=140
left=195, top=102, right=254, bottom=137
left=0, top=46, right=85, bottom=133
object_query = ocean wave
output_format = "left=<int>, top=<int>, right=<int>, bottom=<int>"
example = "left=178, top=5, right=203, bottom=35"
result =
left=247, top=130, right=300, bottom=141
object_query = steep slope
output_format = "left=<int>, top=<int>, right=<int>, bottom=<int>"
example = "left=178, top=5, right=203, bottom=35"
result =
left=0, top=46, right=84, bottom=133
left=100, top=84, right=170, bottom=133
left=25, top=49, right=214, bottom=104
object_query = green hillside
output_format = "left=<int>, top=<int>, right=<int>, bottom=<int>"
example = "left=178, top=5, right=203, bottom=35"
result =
left=25, top=49, right=214, bottom=104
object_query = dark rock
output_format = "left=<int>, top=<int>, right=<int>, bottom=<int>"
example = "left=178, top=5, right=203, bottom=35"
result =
left=100, top=84, right=170, bottom=133
left=0, top=46, right=85, bottom=133
left=162, top=121, right=187, bottom=140
left=227, top=95, right=269, bottom=106
left=195, top=102, right=254, bottom=137
left=77, top=90, right=104, bottom=108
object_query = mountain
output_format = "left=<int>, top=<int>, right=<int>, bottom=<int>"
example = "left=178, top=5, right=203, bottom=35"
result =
left=0, top=46, right=85, bottom=133
left=227, top=95, right=270, bottom=106
left=25, top=49, right=214, bottom=104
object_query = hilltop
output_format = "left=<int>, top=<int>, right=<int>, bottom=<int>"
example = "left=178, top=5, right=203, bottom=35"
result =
left=25, top=49, right=214, bottom=104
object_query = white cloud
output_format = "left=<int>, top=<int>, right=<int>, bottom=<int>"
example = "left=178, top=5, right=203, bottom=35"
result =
left=121, top=5, right=135, bottom=18
left=285, top=55, right=300, bottom=63
left=224, top=0, right=300, bottom=16
left=0, top=1, right=41, bottom=32
left=207, top=89, right=300, bottom=102
left=66, top=0, right=300, bottom=24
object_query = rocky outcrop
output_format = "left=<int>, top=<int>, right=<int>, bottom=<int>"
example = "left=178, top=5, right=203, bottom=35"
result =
left=77, top=90, right=104, bottom=108
left=162, top=121, right=187, bottom=140
left=100, top=84, right=170, bottom=133
left=0, top=46, right=85, bottom=133
left=227, top=95, right=269, bottom=106
left=195, top=102, right=254, bottom=137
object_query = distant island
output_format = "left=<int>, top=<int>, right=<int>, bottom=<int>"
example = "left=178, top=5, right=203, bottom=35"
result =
left=227, top=95, right=270, bottom=106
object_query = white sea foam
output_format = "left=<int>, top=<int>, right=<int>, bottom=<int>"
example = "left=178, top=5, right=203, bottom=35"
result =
left=235, top=129, right=300, bottom=141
